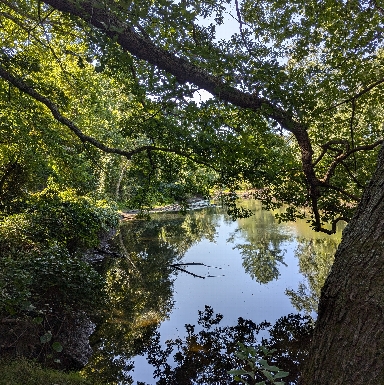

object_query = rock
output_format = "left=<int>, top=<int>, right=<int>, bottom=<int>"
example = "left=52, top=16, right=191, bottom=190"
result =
left=58, top=313, right=95, bottom=370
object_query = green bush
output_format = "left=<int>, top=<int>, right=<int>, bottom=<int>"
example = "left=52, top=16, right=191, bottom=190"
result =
left=0, top=185, right=118, bottom=315
left=0, top=244, right=105, bottom=315
left=0, top=185, right=119, bottom=255
left=0, top=255, right=32, bottom=315
left=0, top=358, right=102, bottom=385
left=25, top=185, right=119, bottom=252
left=0, top=185, right=119, bottom=368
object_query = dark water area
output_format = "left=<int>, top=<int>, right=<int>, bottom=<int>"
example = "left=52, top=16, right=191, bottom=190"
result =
left=84, top=199, right=343, bottom=384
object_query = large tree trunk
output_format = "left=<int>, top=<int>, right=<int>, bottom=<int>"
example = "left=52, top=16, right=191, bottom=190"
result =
left=302, top=143, right=384, bottom=384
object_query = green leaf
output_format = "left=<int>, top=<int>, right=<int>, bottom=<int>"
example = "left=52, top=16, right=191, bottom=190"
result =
left=261, top=369, right=274, bottom=380
left=274, top=371, right=290, bottom=379
left=228, top=370, right=248, bottom=375
left=52, top=341, right=63, bottom=352
left=40, top=331, right=52, bottom=344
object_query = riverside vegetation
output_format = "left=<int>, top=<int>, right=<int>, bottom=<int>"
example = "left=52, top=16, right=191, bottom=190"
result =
left=1, top=1, right=384, bottom=383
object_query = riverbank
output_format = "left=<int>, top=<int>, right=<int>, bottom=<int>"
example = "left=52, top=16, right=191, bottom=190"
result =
left=120, top=191, right=255, bottom=220
left=120, top=198, right=215, bottom=220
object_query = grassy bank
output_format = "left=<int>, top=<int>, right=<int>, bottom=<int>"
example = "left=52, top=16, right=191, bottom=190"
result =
left=0, top=358, right=101, bottom=385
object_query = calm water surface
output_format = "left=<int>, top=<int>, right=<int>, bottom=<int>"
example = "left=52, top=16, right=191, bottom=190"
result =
left=105, top=200, right=343, bottom=384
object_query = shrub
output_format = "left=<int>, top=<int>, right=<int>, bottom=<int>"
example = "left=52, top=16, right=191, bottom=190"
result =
left=25, top=185, right=119, bottom=252
left=0, top=186, right=119, bottom=255
left=0, top=185, right=119, bottom=370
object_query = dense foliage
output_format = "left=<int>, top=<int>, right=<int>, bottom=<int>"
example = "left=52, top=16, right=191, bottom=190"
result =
left=143, top=306, right=313, bottom=384
left=0, top=185, right=118, bottom=370
left=1, top=0, right=382, bottom=229
left=1, top=0, right=382, bottom=231
left=1, top=0, right=384, bottom=383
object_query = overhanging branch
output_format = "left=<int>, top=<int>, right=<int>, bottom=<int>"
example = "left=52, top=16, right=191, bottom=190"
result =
left=41, top=0, right=326, bottom=229
left=320, top=139, right=384, bottom=184
left=0, top=64, right=200, bottom=162
left=41, top=0, right=306, bottom=135
left=10, top=0, right=370, bottom=232
left=315, top=216, right=349, bottom=235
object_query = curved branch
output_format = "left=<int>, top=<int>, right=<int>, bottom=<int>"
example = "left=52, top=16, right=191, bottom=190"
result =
left=0, top=64, right=214, bottom=167
left=315, top=216, right=349, bottom=235
left=41, top=0, right=325, bottom=230
left=323, top=77, right=384, bottom=113
left=41, top=0, right=305, bottom=135
left=320, top=139, right=384, bottom=184
left=171, top=265, right=206, bottom=279
left=16, top=0, right=352, bottom=233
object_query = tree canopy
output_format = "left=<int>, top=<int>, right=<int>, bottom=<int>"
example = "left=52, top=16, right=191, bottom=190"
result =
left=1, top=0, right=383, bottom=231
left=1, top=1, right=384, bottom=383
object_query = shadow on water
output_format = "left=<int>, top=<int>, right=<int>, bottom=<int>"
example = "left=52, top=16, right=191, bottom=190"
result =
left=0, top=199, right=344, bottom=384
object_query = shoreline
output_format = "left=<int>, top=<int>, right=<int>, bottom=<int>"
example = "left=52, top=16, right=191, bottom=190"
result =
left=119, top=191, right=255, bottom=221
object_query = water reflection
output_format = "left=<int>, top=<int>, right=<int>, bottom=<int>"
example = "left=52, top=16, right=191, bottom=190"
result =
left=227, top=200, right=344, bottom=313
left=286, top=237, right=341, bottom=313
left=0, top=198, right=343, bottom=383
left=228, top=200, right=293, bottom=284
left=84, top=209, right=222, bottom=383
left=144, top=306, right=313, bottom=385
left=88, top=199, right=343, bottom=383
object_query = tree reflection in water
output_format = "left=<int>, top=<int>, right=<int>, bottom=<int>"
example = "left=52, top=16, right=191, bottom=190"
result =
left=0, top=199, right=342, bottom=383
left=226, top=200, right=343, bottom=313
left=84, top=201, right=342, bottom=384
left=143, top=306, right=313, bottom=385
left=286, top=237, right=341, bottom=314
left=227, top=200, right=293, bottom=284
left=83, top=209, right=221, bottom=384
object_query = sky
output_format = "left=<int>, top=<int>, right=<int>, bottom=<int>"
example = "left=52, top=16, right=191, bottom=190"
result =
left=192, top=1, right=240, bottom=103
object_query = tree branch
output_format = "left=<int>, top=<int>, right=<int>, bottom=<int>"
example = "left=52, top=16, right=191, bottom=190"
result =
left=171, top=265, right=206, bottom=279
left=322, top=77, right=384, bottom=113
left=315, top=216, right=349, bottom=235
left=41, top=0, right=305, bottom=135
left=36, top=0, right=379, bottom=232
left=320, top=139, right=384, bottom=184
left=313, top=139, right=349, bottom=167
left=41, top=0, right=326, bottom=229
left=0, top=64, right=202, bottom=162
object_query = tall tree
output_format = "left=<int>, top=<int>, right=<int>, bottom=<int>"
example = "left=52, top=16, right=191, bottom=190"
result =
left=1, top=0, right=384, bottom=383
left=0, top=0, right=219, bottom=207
left=302, top=144, right=384, bottom=384
left=6, top=0, right=382, bottom=231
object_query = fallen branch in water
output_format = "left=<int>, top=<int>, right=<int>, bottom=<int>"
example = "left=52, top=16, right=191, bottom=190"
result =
left=170, top=262, right=224, bottom=279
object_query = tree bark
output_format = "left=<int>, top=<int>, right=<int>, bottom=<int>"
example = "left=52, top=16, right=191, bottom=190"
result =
left=301, top=143, right=384, bottom=384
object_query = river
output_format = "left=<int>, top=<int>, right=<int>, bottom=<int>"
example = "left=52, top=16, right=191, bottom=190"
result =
left=85, top=199, right=344, bottom=384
